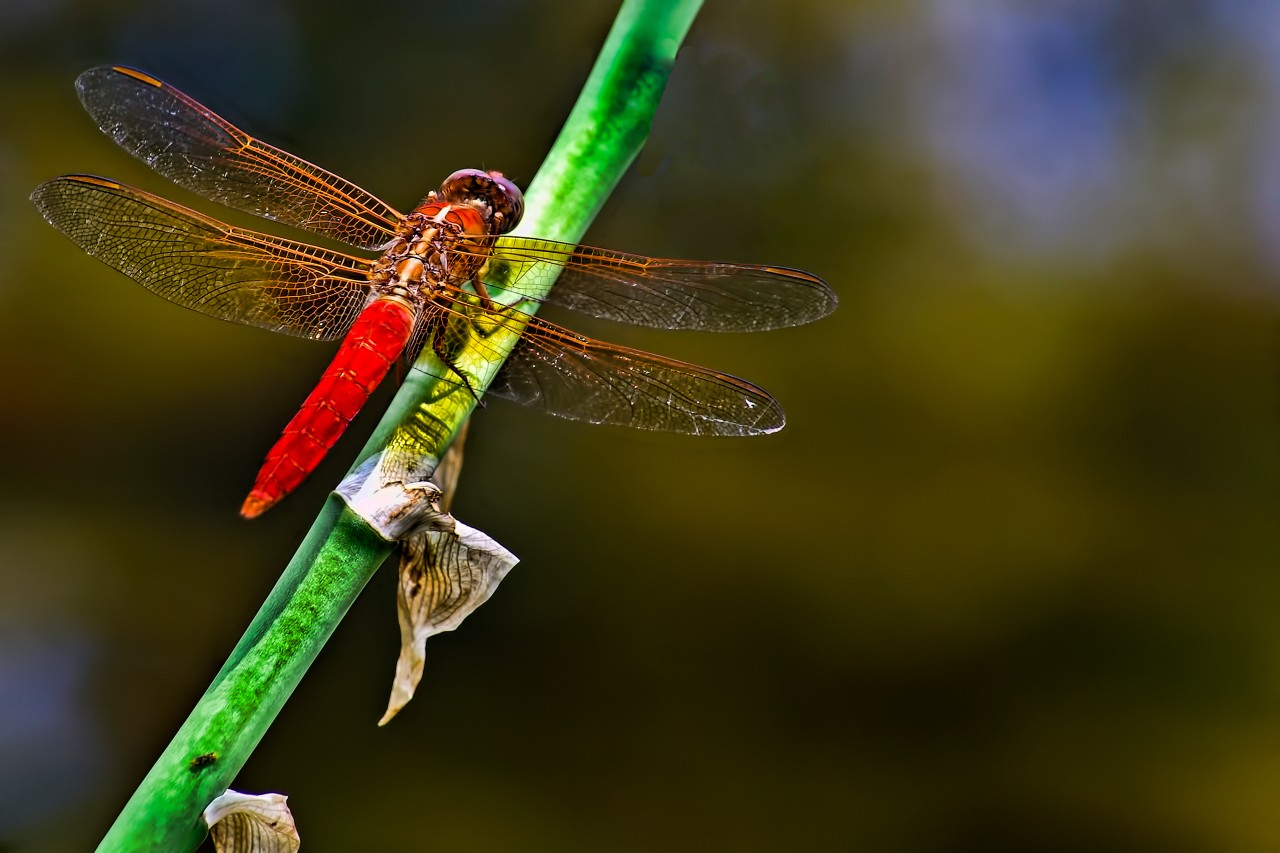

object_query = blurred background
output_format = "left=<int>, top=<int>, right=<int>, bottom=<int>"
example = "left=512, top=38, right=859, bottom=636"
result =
left=1, top=0, right=1277, bottom=850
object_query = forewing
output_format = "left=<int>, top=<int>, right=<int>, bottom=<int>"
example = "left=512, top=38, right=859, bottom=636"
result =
left=32, top=175, right=373, bottom=340
left=475, top=237, right=836, bottom=332
left=75, top=65, right=402, bottom=250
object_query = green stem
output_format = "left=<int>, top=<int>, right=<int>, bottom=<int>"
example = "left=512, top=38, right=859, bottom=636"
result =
left=96, top=1, right=701, bottom=849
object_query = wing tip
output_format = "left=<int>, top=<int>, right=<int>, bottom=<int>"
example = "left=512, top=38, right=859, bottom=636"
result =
left=30, top=174, right=122, bottom=212
left=76, top=65, right=163, bottom=112
left=783, top=266, right=839, bottom=314
left=726, top=396, right=785, bottom=436
left=755, top=405, right=786, bottom=435
left=763, top=265, right=839, bottom=325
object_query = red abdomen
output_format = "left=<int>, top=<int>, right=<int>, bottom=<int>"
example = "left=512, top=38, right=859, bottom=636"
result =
left=241, top=297, right=414, bottom=518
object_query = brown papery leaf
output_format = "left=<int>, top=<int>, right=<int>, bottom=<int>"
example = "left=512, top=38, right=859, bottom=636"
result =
left=380, top=520, right=518, bottom=725
left=204, top=790, right=300, bottom=852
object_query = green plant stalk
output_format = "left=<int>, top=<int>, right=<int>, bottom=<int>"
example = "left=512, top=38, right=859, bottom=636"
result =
left=96, top=1, right=701, bottom=850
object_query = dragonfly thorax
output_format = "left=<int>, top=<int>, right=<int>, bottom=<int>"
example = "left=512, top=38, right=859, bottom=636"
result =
left=369, top=170, right=523, bottom=303
left=370, top=201, right=492, bottom=301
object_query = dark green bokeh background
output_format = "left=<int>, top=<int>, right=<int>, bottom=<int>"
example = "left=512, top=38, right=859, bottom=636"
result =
left=2, top=1, right=1278, bottom=850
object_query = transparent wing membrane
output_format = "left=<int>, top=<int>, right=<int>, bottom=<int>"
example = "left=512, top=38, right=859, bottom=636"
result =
left=406, top=304, right=785, bottom=436
left=474, top=237, right=836, bottom=332
left=32, top=175, right=373, bottom=339
left=76, top=65, right=403, bottom=250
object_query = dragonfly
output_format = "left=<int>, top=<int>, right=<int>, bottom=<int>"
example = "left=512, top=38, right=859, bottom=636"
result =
left=32, top=66, right=836, bottom=519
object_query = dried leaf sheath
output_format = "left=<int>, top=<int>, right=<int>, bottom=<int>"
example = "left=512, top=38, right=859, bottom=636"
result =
left=380, top=523, right=518, bottom=725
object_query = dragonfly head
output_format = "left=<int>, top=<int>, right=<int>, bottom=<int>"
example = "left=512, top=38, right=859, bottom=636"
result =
left=439, top=168, right=524, bottom=235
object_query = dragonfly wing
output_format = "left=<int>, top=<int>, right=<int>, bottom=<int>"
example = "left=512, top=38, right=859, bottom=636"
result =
left=32, top=175, right=372, bottom=340
left=480, top=237, right=837, bottom=332
left=75, top=65, right=402, bottom=250
left=484, top=314, right=785, bottom=435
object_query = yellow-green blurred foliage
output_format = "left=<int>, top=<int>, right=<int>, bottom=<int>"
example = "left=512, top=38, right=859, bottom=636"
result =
left=1, top=1, right=1276, bottom=851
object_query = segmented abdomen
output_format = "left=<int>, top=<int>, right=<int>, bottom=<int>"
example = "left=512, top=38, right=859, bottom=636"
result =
left=241, top=297, right=414, bottom=518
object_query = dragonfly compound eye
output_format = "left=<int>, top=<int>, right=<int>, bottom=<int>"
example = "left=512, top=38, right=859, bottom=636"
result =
left=439, top=168, right=524, bottom=234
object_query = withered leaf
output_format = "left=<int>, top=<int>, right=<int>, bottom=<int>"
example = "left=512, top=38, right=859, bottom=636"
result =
left=204, top=789, right=300, bottom=853
left=336, top=415, right=518, bottom=724
left=380, top=520, right=518, bottom=724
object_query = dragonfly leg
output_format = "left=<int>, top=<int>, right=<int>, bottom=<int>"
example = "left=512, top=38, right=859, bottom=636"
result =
left=471, top=274, right=496, bottom=312
left=431, top=321, right=485, bottom=408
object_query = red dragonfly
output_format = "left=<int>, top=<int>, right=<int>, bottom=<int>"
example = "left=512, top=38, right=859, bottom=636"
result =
left=32, top=66, right=836, bottom=519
